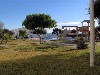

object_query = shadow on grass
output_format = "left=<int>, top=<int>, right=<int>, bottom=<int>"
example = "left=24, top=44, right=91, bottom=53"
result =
left=8, top=44, right=17, bottom=45
left=0, top=52, right=100, bottom=75
left=62, top=48, right=88, bottom=52
left=30, top=43, right=39, bottom=46
left=13, top=44, right=59, bottom=52
left=35, top=44, right=59, bottom=51
left=0, top=46, right=8, bottom=51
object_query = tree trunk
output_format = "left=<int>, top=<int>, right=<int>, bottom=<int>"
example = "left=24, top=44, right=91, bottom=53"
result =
left=22, top=37, right=25, bottom=41
left=0, top=38, right=3, bottom=44
left=0, top=36, right=4, bottom=44
left=57, top=36, right=59, bottom=40
left=38, top=35, right=42, bottom=44
left=5, top=38, right=7, bottom=44
left=57, top=34, right=59, bottom=40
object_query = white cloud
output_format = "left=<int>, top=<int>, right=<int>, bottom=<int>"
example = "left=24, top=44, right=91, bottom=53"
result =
left=45, top=28, right=53, bottom=33
left=57, top=21, right=98, bottom=27
left=65, top=22, right=81, bottom=25
left=57, top=22, right=81, bottom=26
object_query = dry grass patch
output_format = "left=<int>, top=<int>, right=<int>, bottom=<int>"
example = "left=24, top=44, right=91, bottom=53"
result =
left=0, top=40, right=100, bottom=75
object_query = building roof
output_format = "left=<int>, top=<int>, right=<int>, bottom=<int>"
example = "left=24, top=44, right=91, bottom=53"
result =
left=81, top=20, right=90, bottom=23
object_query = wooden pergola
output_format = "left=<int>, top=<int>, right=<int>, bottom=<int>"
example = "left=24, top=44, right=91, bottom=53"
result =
left=62, top=26, right=78, bottom=39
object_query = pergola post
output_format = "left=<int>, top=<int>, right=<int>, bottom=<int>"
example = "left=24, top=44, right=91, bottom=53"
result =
left=81, top=20, right=90, bottom=40
left=76, top=27, right=78, bottom=39
left=88, top=22, right=90, bottom=40
left=82, top=22, right=84, bottom=35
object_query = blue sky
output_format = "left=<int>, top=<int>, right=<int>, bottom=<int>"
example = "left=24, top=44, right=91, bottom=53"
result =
left=0, top=0, right=93, bottom=33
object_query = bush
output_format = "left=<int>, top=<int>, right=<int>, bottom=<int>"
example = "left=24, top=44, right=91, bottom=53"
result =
left=77, top=37, right=88, bottom=49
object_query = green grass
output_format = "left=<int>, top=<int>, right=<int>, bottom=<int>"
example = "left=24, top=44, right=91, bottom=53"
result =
left=0, top=39, right=100, bottom=75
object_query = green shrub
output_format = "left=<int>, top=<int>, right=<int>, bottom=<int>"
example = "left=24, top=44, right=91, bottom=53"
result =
left=77, top=37, right=88, bottom=49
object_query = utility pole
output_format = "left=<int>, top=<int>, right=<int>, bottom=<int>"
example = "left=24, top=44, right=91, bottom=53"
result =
left=90, top=0, right=95, bottom=66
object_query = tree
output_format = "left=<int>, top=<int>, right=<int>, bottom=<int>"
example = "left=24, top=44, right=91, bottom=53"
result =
left=95, top=26, right=100, bottom=40
left=33, top=29, right=47, bottom=43
left=77, top=37, right=88, bottom=49
left=22, top=13, right=57, bottom=44
left=0, top=29, right=13, bottom=44
left=88, top=0, right=100, bottom=24
left=71, top=29, right=76, bottom=33
left=0, top=29, right=3, bottom=38
left=52, top=28, right=62, bottom=39
left=0, top=21, right=4, bottom=29
left=94, top=0, right=100, bottom=25
left=19, top=30, right=26, bottom=40
left=94, top=0, right=100, bottom=17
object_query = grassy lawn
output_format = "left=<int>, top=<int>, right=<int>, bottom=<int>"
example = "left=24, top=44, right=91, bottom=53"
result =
left=0, top=39, right=100, bottom=75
